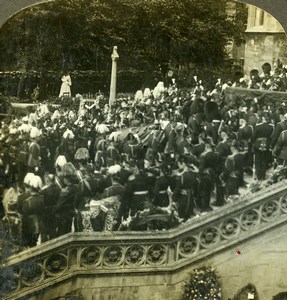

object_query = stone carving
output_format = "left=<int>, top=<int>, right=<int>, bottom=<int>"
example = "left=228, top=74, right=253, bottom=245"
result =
left=81, top=246, right=102, bottom=267
left=240, top=209, right=260, bottom=230
left=220, top=218, right=240, bottom=239
left=103, top=246, right=124, bottom=267
left=178, top=237, right=198, bottom=257
left=260, top=200, right=280, bottom=221
left=3, top=181, right=287, bottom=299
left=45, top=253, right=68, bottom=275
left=199, top=227, right=220, bottom=248
left=279, top=195, right=287, bottom=213
left=0, top=269, right=19, bottom=295
left=125, top=245, right=145, bottom=266
left=20, top=262, right=43, bottom=286
left=147, top=245, right=166, bottom=265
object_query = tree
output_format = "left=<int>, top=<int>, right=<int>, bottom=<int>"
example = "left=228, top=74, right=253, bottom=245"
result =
left=0, top=0, right=247, bottom=94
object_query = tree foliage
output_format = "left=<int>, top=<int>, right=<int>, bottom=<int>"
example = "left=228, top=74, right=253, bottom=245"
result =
left=0, top=0, right=247, bottom=75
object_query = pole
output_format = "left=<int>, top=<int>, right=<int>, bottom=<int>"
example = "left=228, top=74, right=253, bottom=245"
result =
left=109, top=46, right=119, bottom=106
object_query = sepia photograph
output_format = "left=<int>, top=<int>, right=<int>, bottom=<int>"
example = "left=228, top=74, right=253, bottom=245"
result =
left=0, top=0, right=287, bottom=299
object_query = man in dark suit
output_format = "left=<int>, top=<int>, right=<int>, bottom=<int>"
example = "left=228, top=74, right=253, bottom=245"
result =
left=253, top=114, right=274, bottom=180
left=270, top=113, right=287, bottom=149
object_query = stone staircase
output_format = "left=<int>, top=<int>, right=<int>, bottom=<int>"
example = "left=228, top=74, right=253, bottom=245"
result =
left=1, top=179, right=287, bottom=299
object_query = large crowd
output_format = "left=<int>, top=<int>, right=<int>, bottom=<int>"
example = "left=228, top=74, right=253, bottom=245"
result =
left=1, top=61, right=287, bottom=251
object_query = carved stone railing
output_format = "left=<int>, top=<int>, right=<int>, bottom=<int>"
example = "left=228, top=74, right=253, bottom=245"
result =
left=2, top=180, right=287, bottom=299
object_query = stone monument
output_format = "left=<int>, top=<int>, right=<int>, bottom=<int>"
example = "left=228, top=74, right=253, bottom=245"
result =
left=109, top=46, right=119, bottom=106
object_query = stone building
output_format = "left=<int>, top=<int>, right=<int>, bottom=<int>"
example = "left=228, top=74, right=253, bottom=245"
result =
left=244, top=4, right=287, bottom=77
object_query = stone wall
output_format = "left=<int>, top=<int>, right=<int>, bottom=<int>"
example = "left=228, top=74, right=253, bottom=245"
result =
left=26, top=224, right=287, bottom=300
left=244, top=32, right=287, bottom=77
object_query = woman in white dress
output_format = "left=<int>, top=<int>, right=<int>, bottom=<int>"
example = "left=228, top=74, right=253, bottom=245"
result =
left=59, top=72, right=72, bottom=97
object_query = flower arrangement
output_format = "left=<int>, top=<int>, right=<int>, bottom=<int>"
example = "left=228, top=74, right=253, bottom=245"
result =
left=182, top=266, right=222, bottom=300
left=248, top=166, right=287, bottom=194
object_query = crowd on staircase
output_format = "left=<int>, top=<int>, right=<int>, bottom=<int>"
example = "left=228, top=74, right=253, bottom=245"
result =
left=1, top=62, right=287, bottom=251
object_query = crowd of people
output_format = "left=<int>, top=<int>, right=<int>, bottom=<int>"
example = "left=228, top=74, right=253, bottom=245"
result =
left=1, top=61, right=287, bottom=251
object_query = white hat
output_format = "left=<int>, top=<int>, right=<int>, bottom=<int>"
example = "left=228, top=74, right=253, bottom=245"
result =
left=30, top=175, right=43, bottom=189
left=18, top=123, right=31, bottom=133
left=22, top=116, right=29, bottom=123
left=55, top=155, right=67, bottom=168
left=63, top=129, right=75, bottom=139
left=30, top=127, right=41, bottom=138
left=9, top=128, right=18, bottom=135
left=24, top=173, right=35, bottom=186
left=107, top=164, right=121, bottom=175
left=96, top=124, right=109, bottom=134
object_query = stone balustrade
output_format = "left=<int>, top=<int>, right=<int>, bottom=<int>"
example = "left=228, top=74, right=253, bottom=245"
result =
left=2, top=180, right=287, bottom=299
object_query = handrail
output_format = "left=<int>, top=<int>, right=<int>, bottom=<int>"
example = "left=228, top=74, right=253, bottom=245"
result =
left=2, top=180, right=287, bottom=299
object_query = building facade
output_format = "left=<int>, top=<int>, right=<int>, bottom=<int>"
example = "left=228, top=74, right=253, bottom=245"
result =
left=244, top=4, right=287, bottom=77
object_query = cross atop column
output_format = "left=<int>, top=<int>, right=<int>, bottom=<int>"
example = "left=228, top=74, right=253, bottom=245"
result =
left=109, top=46, right=119, bottom=106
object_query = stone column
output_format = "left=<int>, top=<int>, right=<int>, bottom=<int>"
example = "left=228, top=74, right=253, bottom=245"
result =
left=109, top=46, right=119, bottom=106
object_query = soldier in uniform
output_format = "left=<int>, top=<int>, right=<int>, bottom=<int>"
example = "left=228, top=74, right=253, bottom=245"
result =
left=125, top=160, right=155, bottom=217
left=237, top=118, right=253, bottom=172
left=99, top=165, right=127, bottom=228
left=27, top=127, right=41, bottom=174
left=54, top=163, right=80, bottom=237
left=21, top=175, right=44, bottom=247
left=40, top=174, right=60, bottom=242
left=216, top=131, right=232, bottom=176
left=152, top=163, right=171, bottom=208
left=94, top=123, right=109, bottom=168
left=198, top=139, right=219, bottom=210
left=16, top=131, right=30, bottom=191
left=225, top=141, right=246, bottom=196
left=253, top=114, right=274, bottom=180
left=172, top=155, right=198, bottom=220
left=270, top=113, right=287, bottom=149
left=273, top=129, right=287, bottom=166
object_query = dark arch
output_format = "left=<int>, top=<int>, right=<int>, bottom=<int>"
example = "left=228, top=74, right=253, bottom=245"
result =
left=273, top=292, right=287, bottom=300
left=0, top=0, right=286, bottom=32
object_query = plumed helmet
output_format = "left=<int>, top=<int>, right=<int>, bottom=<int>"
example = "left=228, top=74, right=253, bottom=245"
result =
left=75, top=148, right=90, bottom=160
left=143, top=88, right=151, bottom=98
left=9, top=128, right=18, bottom=135
left=30, top=175, right=43, bottom=189
left=24, top=172, right=35, bottom=186
left=107, top=164, right=121, bottom=175
left=30, top=127, right=41, bottom=138
left=55, top=155, right=67, bottom=168
left=96, top=123, right=109, bottom=134
left=63, top=129, right=75, bottom=139
left=18, top=123, right=31, bottom=133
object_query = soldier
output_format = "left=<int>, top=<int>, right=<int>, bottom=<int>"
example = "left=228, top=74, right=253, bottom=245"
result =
left=225, top=141, right=246, bottom=197
left=237, top=118, right=253, bottom=172
left=216, top=131, right=232, bottom=176
left=106, top=139, right=121, bottom=167
left=198, top=139, right=219, bottom=211
left=152, top=163, right=171, bottom=208
left=172, top=155, right=198, bottom=220
left=54, top=163, right=80, bottom=237
left=273, top=129, right=287, bottom=166
left=21, top=175, right=44, bottom=247
left=16, top=130, right=30, bottom=191
left=253, top=114, right=274, bottom=180
left=27, top=127, right=41, bottom=174
left=40, top=174, right=60, bottom=242
left=125, top=160, right=155, bottom=217
left=94, top=123, right=109, bottom=168
left=99, top=165, right=126, bottom=228
left=270, top=113, right=287, bottom=149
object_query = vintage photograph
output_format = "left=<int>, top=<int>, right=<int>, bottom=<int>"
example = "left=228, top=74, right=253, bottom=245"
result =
left=0, top=0, right=287, bottom=299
